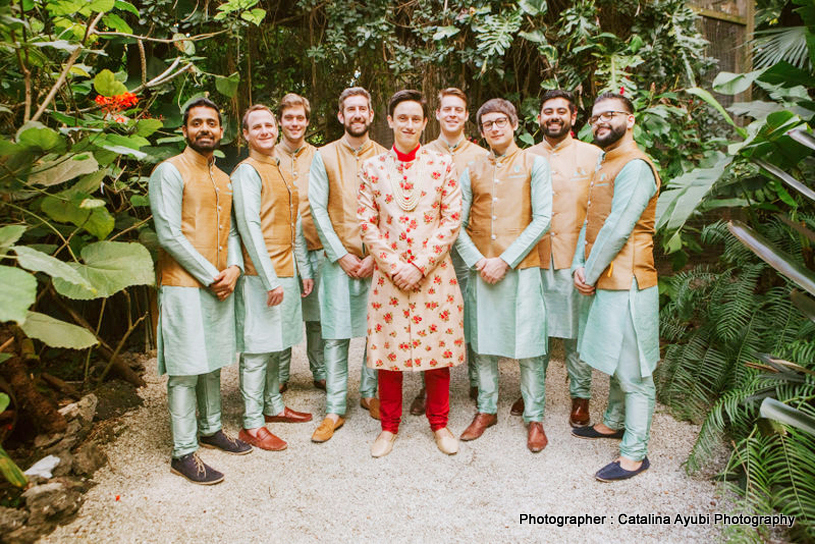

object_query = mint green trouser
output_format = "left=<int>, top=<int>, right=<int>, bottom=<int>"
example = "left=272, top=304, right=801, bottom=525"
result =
left=556, top=337, right=592, bottom=399
left=167, top=370, right=222, bottom=459
left=450, top=249, right=478, bottom=388
left=277, top=321, right=326, bottom=384
left=324, top=338, right=377, bottom=415
left=239, top=352, right=286, bottom=429
left=600, top=325, right=655, bottom=462
left=474, top=353, right=548, bottom=423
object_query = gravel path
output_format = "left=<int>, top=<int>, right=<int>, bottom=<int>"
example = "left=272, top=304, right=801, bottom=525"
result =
left=43, top=339, right=728, bottom=543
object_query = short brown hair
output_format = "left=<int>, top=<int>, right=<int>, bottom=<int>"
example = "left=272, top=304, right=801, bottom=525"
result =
left=338, top=87, right=371, bottom=112
left=388, top=89, right=426, bottom=118
left=437, top=88, right=468, bottom=108
left=476, top=98, right=518, bottom=130
left=277, top=93, right=311, bottom=121
left=541, top=89, right=577, bottom=114
left=594, top=92, right=634, bottom=114
left=242, top=104, right=275, bottom=130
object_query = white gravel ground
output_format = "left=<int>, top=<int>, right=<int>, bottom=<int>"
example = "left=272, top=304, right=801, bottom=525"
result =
left=43, top=338, right=731, bottom=543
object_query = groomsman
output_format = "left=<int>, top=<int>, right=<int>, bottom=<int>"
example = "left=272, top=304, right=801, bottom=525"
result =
left=571, top=92, right=661, bottom=481
left=272, top=93, right=327, bottom=392
left=455, top=99, right=553, bottom=452
left=407, top=88, right=489, bottom=414
left=149, top=97, right=251, bottom=485
left=309, top=87, right=385, bottom=442
left=231, top=105, right=314, bottom=452
left=511, top=90, right=601, bottom=427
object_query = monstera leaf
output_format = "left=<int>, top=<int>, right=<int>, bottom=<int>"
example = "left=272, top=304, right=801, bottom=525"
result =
left=52, top=241, right=154, bottom=300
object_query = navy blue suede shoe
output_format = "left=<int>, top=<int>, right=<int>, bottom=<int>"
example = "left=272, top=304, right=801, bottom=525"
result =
left=595, top=457, right=650, bottom=482
left=571, top=425, right=625, bottom=440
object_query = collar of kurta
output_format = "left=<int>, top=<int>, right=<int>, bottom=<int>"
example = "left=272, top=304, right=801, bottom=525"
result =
left=439, top=136, right=466, bottom=153
left=488, top=141, right=520, bottom=164
left=601, top=139, right=638, bottom=162
left=393, top=143, right=420, bottom=162
left=279, top=140, right=308, bottom=157
left=182, top=146, right=215, bottom=167
left=541, top=134, right=574, bottom=153
left=249, top=148, right=280, bottom=165
left=339, top=136, right=374, bottom=156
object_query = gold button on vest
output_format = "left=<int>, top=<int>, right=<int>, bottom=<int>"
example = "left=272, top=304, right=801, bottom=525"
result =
left=528, top=136, right=602, bottom=270
left=234, top=154, right=298, bottom=278
left=584, top=141, right=661, bottom=290
left=156, top=147, right=232, bottom=288
left=320, top=138, right=386, bottom=258
left=466, top=144, right=540, bottom=270
left=273, top=143, right=323, bottom=252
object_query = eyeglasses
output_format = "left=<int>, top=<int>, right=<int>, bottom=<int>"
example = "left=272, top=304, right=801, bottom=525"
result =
left=481, top=117, right=510, bottom=131
left=588, top=111, right=630, bottom=125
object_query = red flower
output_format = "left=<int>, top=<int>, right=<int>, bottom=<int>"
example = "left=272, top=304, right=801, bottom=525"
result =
left=443, top=350, right=453, bottom=359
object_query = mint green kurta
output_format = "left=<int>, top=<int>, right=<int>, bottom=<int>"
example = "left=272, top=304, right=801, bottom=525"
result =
left=150, top=161, right=243, bottom=377
left=572, top=160, right=659, bottom=377
left=231, top=163, right=310, bottom=354
left=455, top=154, right=552, bottom=359
left=308, top=150, right=370, bottom=340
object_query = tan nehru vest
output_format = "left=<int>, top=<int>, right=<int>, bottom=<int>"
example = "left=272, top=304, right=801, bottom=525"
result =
left=584, top=141, right=661, bottom=290
left=156, top=147, right=232, bottom=288
left=465, top=143, right=540, bottom=270
left=425, top=137, right=489, bottom=178
left=320, top=138, right=386, bottom=258
left=528, top=136, right=602, bottom=269
left=234, top=154, right=298, bottom=278
left=273, top=143, right=322, bottom=251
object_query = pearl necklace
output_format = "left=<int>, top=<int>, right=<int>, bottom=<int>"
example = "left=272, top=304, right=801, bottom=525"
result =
left=386, top=153, right=426, bottom=212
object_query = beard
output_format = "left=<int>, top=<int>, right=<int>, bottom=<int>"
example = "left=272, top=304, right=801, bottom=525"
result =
left=187, top=133, right=220, bottom=153
left=344, top=117, right=371, bottom=138
left=593, top=123, right=626, bottom=148
left=542, top=120, right=571, bottom=140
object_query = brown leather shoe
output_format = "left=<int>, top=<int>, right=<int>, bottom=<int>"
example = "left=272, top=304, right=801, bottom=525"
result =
left=527, top=422, right=548, bottom=453
left=264, top=406, right=313, bottom=424
left=510, top=397, right=524, bottom=416
left=311, top=416, right=345, bottom=443
left=569, top=398, right=590, bottom=428
left=460, top=412, right=497, bottom=441
left=360, top=397, right=381, bottom=420
left=313, top=379, right=326, bottom=390
left=279, top=382, right=288, bottom=393
left=238, top=427, right=287, bottom=451
left=409, top=388, right=427, bottom=416
left=469, top=386, right=478, bottom=402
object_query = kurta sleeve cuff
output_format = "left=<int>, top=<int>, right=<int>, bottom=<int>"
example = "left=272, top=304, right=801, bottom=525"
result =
left=499, top=156, right=552, bottom=269
left=571, top=224, right=588, bottom=273
left=453, top=168, right=485, bottom=269
left=232, top=163, right=281, bottom=292
left=226, top=214, right=244, bottom=272
left=309, top=150, right=350, bottom=263
left=294, top=214, right=312, bottom=280
left=584, top=160, right=657, bottom=286
left=149, top=162, right=220, bottom=286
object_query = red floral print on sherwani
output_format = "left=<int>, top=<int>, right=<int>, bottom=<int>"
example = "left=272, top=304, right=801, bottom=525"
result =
left=358, top=146, right=465, bottom=371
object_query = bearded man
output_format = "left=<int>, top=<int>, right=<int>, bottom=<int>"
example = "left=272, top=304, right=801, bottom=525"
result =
left=231, top=104, right=314, bottom=452
left=510, top=90, right=602, bottom=427
left=571, top=92, right=661, bottom=482
left=357, top=89, right=464, bottom=458
left=308, top=87, right=385, bottom=442
left=272, top=93, right=326, bottom=392
left=149, top=97, right=251, bottom=485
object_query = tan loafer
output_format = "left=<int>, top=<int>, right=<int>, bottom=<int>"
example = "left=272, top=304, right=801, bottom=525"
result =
left=360, top=397, right=381, bottom=420
left=370, top=431, right=397, bottom=458
left=311, top=416, right=345, bottom=443
left=434, top=427, right=459, bottom=455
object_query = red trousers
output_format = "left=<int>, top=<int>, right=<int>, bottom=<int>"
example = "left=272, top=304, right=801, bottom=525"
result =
left=378, top=368, right=450, bottom=433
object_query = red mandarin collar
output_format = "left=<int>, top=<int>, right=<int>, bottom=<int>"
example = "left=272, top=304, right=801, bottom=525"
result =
left=393, top=144, right=420, bottom=162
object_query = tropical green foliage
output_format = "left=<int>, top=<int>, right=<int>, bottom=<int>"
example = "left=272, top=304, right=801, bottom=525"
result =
left=655, top=0, right=815, bottom=539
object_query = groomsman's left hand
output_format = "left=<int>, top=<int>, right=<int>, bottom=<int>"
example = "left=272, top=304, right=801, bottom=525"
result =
left=301, top=278, right=314, bottom=297
left=479, top=258, right=509, bottom=284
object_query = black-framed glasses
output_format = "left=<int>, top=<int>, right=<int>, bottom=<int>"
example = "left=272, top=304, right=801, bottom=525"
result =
left=481, top=117, right=510, bottom=130
left=588, top=111, right=630, bottom=125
